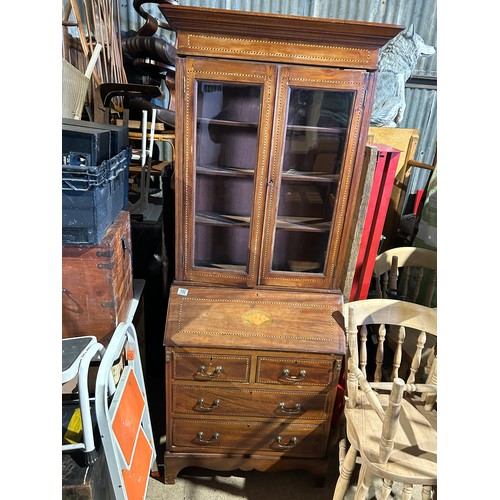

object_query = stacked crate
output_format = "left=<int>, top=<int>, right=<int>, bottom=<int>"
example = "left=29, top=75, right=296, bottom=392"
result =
left=62, top=119, right=133, bottom=343
left=62, top=119, right=130, bottom=245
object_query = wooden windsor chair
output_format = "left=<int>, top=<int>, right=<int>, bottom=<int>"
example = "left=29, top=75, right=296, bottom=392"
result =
left=333, top=299, right=437, bottom=500
left=372, top=246, right=437, bottom=307
left=372, top=246, right=437, bottom=381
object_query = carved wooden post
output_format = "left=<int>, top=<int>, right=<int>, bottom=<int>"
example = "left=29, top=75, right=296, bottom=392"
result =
left=388, top=255, right=399, bottom=295
left=380, top=479, right=393, bottom=500
left=379, top=377, right=404, bottom=463
left=424, top=356, right=437, bottom=411
left=374, top=322, right=386, bottom=382
left=346, top=306, right=359, bottom=408
left=408, top=266, right=424, bottom=303
left=423, top=268, right=437, bottom=307
left=400, top=266, right=410, bottom=300
left=391, top=325, right=405, bottom=380
left=359, top=325, right=368, bottom=378
left=422, top=485, right=434, bottom=499
left=408, top=330, right=426, bottom=384
left=402, top=483, right=414, bottom=500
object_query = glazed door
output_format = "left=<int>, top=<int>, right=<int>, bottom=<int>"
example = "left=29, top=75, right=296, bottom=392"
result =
left=260, top=65, right=370, bottom=290
left=177, top=58, right=277, bottom=286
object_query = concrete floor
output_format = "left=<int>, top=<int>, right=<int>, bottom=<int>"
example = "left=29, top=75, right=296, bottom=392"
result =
left=145, top=462, right=424, bottom=500
left=144, top=419, right=425, bottom=500
left=146, top=465, right=341, bottom=500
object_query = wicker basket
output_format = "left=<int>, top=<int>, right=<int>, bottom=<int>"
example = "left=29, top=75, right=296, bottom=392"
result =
left=62, top=44, right=101, bottom=120
left=62, top=58, right=90, bottom=120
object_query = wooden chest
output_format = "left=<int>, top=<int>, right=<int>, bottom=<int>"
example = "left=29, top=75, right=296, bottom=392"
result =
left=62, top=211, right=133, bottom=343
left=163, top=282, right=345, bottom=484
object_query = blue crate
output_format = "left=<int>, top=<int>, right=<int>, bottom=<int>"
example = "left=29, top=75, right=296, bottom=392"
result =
left=62, top=148, right=131, bottom=245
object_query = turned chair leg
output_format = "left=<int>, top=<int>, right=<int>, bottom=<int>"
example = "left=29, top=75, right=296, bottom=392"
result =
left=379, top=479, right=393, bottom=500
left=422, top=485, right=434, bottom=499
left=338, top=437, right=347, bottom=472
left=401, top=483, right=414, bottom=500
left=333, top=445, right=357, bottom=500
left=353, top=462, right=375, bottom=500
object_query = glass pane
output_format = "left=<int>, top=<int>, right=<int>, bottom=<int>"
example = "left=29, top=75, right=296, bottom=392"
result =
left=272, top=88, right=355, bottom=273
left=194, top=82, right=262, bottom=270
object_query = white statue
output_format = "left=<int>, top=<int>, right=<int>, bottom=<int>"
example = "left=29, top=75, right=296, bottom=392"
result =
left=370, top=25, right=435, bottom=127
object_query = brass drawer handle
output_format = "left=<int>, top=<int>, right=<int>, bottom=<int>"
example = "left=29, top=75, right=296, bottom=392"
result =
left=195, top=365, right=223, bottom=380
left=196, top=431, right=220, bottom=444
left=275, top=436, right=297, bottom=449
left=195, top=398, right=221, bottom=412
left=280, top=368, right=307, bottom=382
left=277, top=402, right=303, bottom=415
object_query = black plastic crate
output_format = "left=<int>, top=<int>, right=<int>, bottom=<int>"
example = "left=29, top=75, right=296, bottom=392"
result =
left=62, top=148, right=131, bottom=245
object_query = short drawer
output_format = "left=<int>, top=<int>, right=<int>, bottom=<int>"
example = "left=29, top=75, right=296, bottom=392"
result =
left=172, top=385, right=329, bottom=419
left=256, top=356, right=338, bottom=387
left=172, top=352, right=250, bottom=382
left=171, top=418, right=327, bottom=457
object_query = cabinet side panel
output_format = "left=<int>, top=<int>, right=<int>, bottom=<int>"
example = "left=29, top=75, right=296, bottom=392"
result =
left=332, top=71, right=378, bottom=289
left=165, top=347, right=174, bottom=450
left=339, top=144, right=379, bottom=301
left=175, top=58, right=188, bottom=282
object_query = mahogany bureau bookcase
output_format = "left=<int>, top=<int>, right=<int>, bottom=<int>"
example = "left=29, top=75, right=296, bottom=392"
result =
left=158, top=3, right=404, bottom=485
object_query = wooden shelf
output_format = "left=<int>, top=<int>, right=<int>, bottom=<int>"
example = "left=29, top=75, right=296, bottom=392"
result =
left=282, top=170, right=339, bottom=182
left=196, top=164, right=339, bottom=182
left=198, top=117, right=258, bottom=128
left=196, top=164, right=255, bottom=176
left=195, top=211, right=330, bottom=232
left=286, top=124, right=346, bottom=133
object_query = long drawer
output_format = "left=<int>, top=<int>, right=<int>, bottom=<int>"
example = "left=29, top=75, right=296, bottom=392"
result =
left=171, top=418, right=328, bottom=457
left=172, top=385, right=329, bottom=419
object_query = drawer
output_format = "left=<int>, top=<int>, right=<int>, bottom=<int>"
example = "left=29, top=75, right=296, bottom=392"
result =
left=171, top=418, right=327, bottom=457
left=172, top=352, right=251, bottom=382
left=256, top=356, right=338, bottom=387
left=172, top=385, right=329, bottom=420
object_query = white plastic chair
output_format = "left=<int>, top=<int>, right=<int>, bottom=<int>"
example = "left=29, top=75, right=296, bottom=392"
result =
left=62, top=336, right=106, bottom=464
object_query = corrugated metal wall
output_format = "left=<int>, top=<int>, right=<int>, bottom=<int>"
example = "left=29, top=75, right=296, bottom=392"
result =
left=119, top=0, right=437, bottom=191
